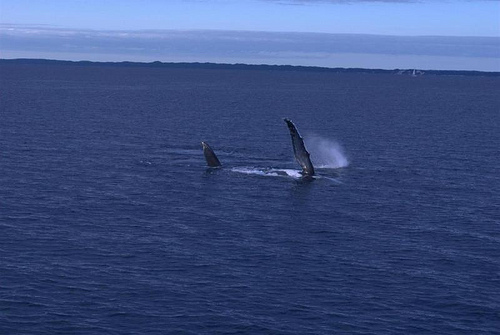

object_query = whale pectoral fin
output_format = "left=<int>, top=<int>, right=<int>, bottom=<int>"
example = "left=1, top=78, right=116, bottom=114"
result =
left=201, top=141, right=222, bottom=167
left=284, top=119, right=315, bottom=176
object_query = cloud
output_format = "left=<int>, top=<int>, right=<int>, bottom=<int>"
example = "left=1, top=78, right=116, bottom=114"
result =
left=262, top=0, right=498, bottom=3
left=263, top=0, right=415, bottom=3
left=1, top=25, right=499, bottom=70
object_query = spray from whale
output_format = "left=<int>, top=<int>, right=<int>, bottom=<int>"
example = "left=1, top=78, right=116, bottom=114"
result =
left=306, top=135, right=349, bottom=169
left=201, top=120, right=348, bottom=180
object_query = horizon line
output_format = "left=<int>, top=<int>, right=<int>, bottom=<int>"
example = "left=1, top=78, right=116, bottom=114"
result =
left=2, top=58, right=499, bottom=76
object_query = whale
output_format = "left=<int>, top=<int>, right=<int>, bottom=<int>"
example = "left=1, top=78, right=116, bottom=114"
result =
left=201, top=119, right=314, bottom=177
left=284, top=118, right=315, bottom=176
left=201, top=141, right=222, bottom=167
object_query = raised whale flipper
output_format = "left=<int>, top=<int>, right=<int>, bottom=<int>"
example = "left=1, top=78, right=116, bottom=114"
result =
left=284, top=119, right=315, bottom=176
left=201, top=141, right=222, bottom=167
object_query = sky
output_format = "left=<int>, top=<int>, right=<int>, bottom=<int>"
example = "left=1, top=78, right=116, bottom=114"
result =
left=1, top=0, right=499, bottom=70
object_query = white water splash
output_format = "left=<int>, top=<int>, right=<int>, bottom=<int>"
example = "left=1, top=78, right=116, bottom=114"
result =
left=306, top=135, right=349, bottom=169
left=230, top=167, right=341, bottom=184
left=231, top=167, right=276, bottom=176
left=231, top=167, right=302, bottom=179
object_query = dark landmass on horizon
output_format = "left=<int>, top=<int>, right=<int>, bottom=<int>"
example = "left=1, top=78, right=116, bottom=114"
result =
left=1, top=58, right=498, bottom=77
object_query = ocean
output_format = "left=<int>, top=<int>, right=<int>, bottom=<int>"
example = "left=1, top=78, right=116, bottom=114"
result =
left=1, top=62, right=499, bottom=334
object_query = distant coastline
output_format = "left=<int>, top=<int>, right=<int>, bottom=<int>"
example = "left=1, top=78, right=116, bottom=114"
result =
left=1, top=58, right=499, bottom=77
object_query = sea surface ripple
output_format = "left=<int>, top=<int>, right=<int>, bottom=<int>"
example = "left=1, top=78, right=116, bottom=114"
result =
left=1, top=64, right=499, bottom=334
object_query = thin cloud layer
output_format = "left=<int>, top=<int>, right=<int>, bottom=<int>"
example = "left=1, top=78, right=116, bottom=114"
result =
left=263, top=0, right=498, bottom=3
left=1, top=25, right=499, bottom=70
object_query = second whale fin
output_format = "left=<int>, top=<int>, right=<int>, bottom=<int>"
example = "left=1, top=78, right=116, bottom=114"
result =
left=201, top=141, right=222, bottom=167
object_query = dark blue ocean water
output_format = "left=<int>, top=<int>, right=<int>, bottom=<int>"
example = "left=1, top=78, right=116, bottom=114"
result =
left=1, top=64, right=499, bottom=334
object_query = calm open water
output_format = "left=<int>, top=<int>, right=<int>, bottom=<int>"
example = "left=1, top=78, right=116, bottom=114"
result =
left=1, top=63, right=499, bottom=334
